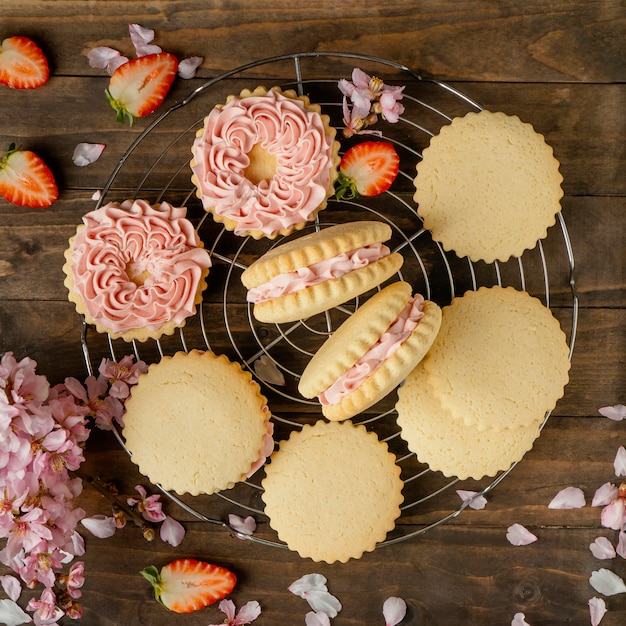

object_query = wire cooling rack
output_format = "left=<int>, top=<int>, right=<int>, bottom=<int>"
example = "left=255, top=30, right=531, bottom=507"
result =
left=82, top=52, right=578, bottom=549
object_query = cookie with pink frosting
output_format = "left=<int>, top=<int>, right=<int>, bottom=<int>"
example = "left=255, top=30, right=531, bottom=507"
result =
left=190, top=86, right=340, bottom=239
left=298, top=281, right=442, bottom=421
left=241, top=221, right=404, bottom=324
left=63, top=199, right=211, bottom=342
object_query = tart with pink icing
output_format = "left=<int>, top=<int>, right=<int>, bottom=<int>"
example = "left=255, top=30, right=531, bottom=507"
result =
left=190, top=86, right=340, bottom=239
left=240, top=221, right=404, bottom=324
left=298, top=281, right=442, bottom=421
left=63, top=199, right=211, bottom=342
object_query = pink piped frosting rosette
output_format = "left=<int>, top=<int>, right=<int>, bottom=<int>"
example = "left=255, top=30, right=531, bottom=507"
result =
left=63, top=199, right=211, bottom=342
left=190, top=86, right=339, bottom=239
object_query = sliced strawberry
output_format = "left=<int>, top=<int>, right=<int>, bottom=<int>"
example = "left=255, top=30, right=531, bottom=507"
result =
left=105, top=52, right=178, bottom=125
left=335, top=141, right=399, bottom=200
left=0, top=143, right=58, bottom=208
left=141, top=558, right=236, bottom=614
left=0, top=36, right=50, bottom=89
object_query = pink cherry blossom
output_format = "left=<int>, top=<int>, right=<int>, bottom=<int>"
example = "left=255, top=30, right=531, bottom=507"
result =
left=26, top=587, right=64, bottom=624
left=65, top=561, right=85, bottom=599
left=548, top=486, right=586, bottom=509
left=127, top=485, right=166, bottom=522
left=98, top=355, right=148, bottom=400
left=588, top=597, right=607, bottom=625
left=376, top=87, right=405, bottom=123
left=159, top=516, right=185, bottom=547
left=506, top=523, right=538, bottom=546
left=208, top=599, right=261, bottom=626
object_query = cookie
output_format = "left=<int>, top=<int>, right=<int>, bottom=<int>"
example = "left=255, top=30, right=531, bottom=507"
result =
left=122, top=350, right=272, bottom=496
left=422, top=286, right=571, bottom=432
left=298, top=281, right=442, bottom=420
left=261, top=420, right=403, bottom=563
left=396, top=362, right=543, bottom=479
left=241, top=221, right=403, bottom=323
left=414, top=110, right=563, bottom=263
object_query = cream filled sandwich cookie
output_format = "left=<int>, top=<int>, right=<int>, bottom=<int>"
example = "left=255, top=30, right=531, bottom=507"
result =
left=241, top=221, right=403, bottom=323
left=298, top=281, right=442, bottom=421
left=261, top=420, right=403, bottom=563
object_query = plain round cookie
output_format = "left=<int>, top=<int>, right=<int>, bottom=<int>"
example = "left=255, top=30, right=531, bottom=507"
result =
left=413, top=110, right=563, bottom=263
left=396, top=362, right=543, bottom=479
left=122, top=350, right=271, bottom=496
left=422, top=286, right=571, bottom=432
left=298, top=281, right=442, bottom=421
left=261, top=420, right=403, bottom=563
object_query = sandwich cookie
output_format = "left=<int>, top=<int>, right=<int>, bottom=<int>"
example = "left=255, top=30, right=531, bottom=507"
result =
left=298, top=281, right=442, bottom=421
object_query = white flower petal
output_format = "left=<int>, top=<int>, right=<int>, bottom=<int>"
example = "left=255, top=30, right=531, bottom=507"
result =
left=592, top=482, right=618, bottom=507
left=0, top=599, right=32, bottom=626
left=613, top=446, right=626, bottom=477
left=129, top=23, right=162, bottom=56
left=589, top=536, right=616, bottom=560
left=80, top=515, right=117, bottom=538
left=178, top=56, right=203, bottom=79
left=617, top=530, right=626, bottom=558
left=589, top=568, right=626, bottom=595
left=159, top=516, right=185, bottom=546
left=598, top=404, right=626, bottom=421
left=288, top=574, right=341, bottom=618
left=0, top=576, right=21, bottom=602
left=589, top=596, right=607, bottom=625
left=237, top=600, right=262, bottom=623
left=511, top=612, right=531, bottom=626
left=289, top=573, right=329, bottom=595
left=72, top=142, right=105, bottom=167
left=228, top=514, right=257, bottom=536
left=253, top=355, right=285, bottom=386
left=506, top=523, right=538, bottom=546
left=548, top=486, right=586, bottom=509
left=107, top=55, right=129, bottom=74
left=305, top=612, right=331, bottom=626
left=383, top=596, right=407, bottom=626
left=457, top=489, right=488, bottom=510
left=91, top=189, right=102, bottom=201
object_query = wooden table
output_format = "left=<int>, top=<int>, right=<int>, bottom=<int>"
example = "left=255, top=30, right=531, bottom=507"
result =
left=1, top=2, right=624, bottom=624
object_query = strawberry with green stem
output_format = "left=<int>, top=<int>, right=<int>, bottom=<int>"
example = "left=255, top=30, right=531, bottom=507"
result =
left=335, top=141, right=400, bottom=200
left=0, top=143, right=58, bottom=208
left=141, top=558, right=236, bottom=614
left=105, top=52, right=178, bottom=126
left=0, top=36, right=49, bottom=89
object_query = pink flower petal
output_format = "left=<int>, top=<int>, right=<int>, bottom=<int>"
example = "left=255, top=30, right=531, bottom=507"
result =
left=289, top=574, right=341, bottom=617
left=548, top=486, right=586, bottom=509
left=589, top=568, right=626, bottom=595
left=383, top=596, right=407, bottom=626
left=91, top=189, right=102, bottom=201
left=80, top=515, right=117, bottom=538
left=305, top=612, right=331, bottom=626
left=617, top=530, right=626, bottom=558
left=589, top=536, right=616, bottom=560
left=228, top=514, right=257, bottom=536
left=0, top=576, right=21, bottom=602
left=107, top=55, right=129, bottom=74
left=588, top=597, right=607, bottom=626
left=592, top=482, right=619, bottom=507
left=129, top=23, right=162, bottom=56
left=456, top=489, right=488, bottom=510
left=599, top=404, right=626, bottom=421
left=72, top=143, right=105, bottom=167
left=87, top=46, right=121, bottom=70
left=178, top=56, right=203, bottom=79
left=506, top=523, right=538, bottom=546
left=614, top=446, right=626, bottom=477
left=601, top=499, right=626, bottom=530
left=511, top=613, right=531, bottom=626
left=236, top=600, right=262, bottom=623
left=159, top=516, right=185, bottom=546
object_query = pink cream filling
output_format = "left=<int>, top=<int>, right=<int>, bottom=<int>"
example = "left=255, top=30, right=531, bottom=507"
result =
left=246, top=242, right=390, bottom=304
left=319, top=294, right=425, bottom=406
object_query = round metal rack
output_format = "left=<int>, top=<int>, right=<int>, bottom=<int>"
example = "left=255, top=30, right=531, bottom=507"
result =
left=82, top=52, right=578, bottom=548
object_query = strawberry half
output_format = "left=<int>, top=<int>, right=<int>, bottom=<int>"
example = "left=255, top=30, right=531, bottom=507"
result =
left=105, top=52, right=178, bottom=125
left=0, top=143, right=58, bottom=208
left=335, top=141, right=399, bottom=200
left=141, top=558, right=236, bottom=614
left=0, top=36, right=50, bottom=89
